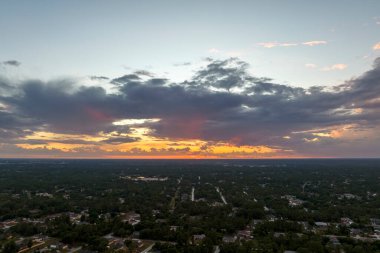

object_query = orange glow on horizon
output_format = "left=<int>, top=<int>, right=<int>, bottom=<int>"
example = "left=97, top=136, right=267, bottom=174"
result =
left=16, top=128, right=283, bottom=158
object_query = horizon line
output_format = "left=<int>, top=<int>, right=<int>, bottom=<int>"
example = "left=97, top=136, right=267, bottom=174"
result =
left=1, top=157, right=380, bottom=160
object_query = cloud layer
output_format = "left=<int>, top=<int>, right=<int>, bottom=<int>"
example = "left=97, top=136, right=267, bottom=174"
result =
left=1, top=60, right=21, bottom=67
left=1, top=57, right=380, bottom=158
left=257, top=40, right=327, bottom=48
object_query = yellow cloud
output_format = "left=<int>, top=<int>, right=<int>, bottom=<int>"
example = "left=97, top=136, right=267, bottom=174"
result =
left=16, top=128, right=280, bottom=158
left=295, top=124, right=366, bottom=142
left=304, top=137, right=319, bottom=142
left=16, top=142, right=94, bottom=152
left=209, top=144, right=276, bottom=154
left=321, top=64, right=347, bottom=71
left=312, top=132, right=332, bottom=137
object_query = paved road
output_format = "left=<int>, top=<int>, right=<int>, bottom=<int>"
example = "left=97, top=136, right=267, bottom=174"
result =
left=140, top=243, right=155, bottom=253
left=215, top=187, right=227, bottom=204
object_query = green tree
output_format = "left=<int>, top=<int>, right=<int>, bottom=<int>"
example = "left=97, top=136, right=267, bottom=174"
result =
left=2, top=240, right=18, bottom=253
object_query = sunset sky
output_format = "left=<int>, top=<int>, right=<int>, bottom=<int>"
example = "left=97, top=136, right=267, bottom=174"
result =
left=1, top=0, right=380, bottom=158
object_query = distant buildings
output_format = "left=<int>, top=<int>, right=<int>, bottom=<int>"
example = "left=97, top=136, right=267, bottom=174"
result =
left=337, top=193, right=361, bottom=200
left=222, top=235, right=237, bottom=243
left=120, top=175, right=168, bottom=182
left=237, top=229, right=253, bottom=240
left=341, top=217, right=354, bottom=226
left=192, top=234, right=206, bottom=245
left=281, top=195, right=304, bottom=207
left=371, top=218, right=380, bottom=234
left=35, top=192, right=53, bottom=198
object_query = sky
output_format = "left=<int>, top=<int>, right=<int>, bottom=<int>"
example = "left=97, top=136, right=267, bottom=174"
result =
left=1, top=0, right=380, bottom=158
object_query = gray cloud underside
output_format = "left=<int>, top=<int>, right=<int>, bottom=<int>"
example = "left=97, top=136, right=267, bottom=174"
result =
left=2, top=60, right=21, bottom=67
left=89, top=76, right=109, bottom=81
left=1, top=57, right=380, bottom=156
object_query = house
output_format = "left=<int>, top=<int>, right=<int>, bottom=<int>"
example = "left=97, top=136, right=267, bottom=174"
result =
left=266, top=215, right=277, bottom=222
left=35, top=192, right=53, bottom=198
left=152, top=209, right=160, bottom=217
left=329, top=236, right=340, bottom=246
left=155, top=218, right=167, bottom=224
left=222, top=235, right=237, bottom=243
left=170, top=226, right=180, bottom=232
left=106, top=236, right=125, bottom=251
left=350, top=228, right=362, bottom=236
left=315, top=222, right=329, bottom=232
left=237, top=229, right=253, bottom=240
left=341, top=217, right=353, bottom=226
left=337, top=193, right=361, bottom=200
left=68, top=212, right=82, bottom=224
left=315, top=221, right=328, bottom=227
left=192, top=234, right=206, bottom=245
left=274, top=232, right=286, bottom=238
left=297, top=221, right=309, bottom=231
left=282, top=195, right=304, bottom=207
left=121, top=212, right=141, bottom=226
left=1, top=220, right=18, bottom=229
left=370, top=218, right=380, bottom=233
left=212, top=202, right=224, bottom=207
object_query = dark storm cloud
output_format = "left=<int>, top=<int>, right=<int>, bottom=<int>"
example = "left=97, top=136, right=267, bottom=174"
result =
left=134, top=70, right=154, bottom=77
left=190, top=58, right=251, bottom=90
left=14, top=136, right=140, bottom=145
left=1, top=80, right=124, bottom=135
left=0, top=110, right=37, bottom=143
left=2, top=60, right=21, bottom=67
left=89, top=75, right=109, bottom=81
left=101, top=136, right=140, bottom=144
left=113, top=57, right=380, bottom=148
left=111, top=74, right=141, bottom=85
left=1, top=57, right=380, bottom=156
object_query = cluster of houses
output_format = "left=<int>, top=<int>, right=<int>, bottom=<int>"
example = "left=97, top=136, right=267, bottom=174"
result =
left=281, top=195, right=304, bottom=207
left=4, top=234, right=73, bottom=253
left=337, top=193, right=362, bottom=200
left=191, top=226, right=253, bottom=246
left=1, top=208, right=380, bottom=253
left=371, top=218, right=380, bottom=239
left=120, top=175, right=168, bottom=182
